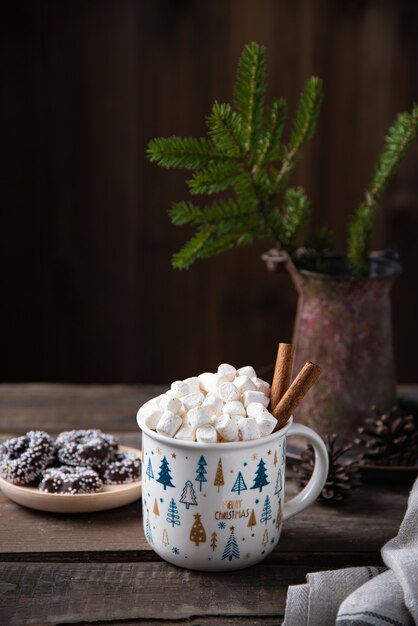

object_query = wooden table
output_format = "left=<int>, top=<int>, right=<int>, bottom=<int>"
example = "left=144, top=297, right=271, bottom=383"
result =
left=0, top=384, right=414, bottom=626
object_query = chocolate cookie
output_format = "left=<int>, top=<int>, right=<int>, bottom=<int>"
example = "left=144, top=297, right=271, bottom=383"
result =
left=102, top=451, right=141, bottom=485
left=55, top=429, right=118, bottom=468
left=0, top=431, right=55, bottom=485
left=39, top=466, right=102, bottom=494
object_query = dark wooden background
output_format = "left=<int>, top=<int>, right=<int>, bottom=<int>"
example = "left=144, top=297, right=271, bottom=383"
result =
left=1, top=0, right=418, bottom=385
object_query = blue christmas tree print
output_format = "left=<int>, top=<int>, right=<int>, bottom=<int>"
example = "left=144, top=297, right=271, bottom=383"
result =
left=274, top=468, right=283, bottom=497
left=166, top=498, right=181, bottom=527
left=250, top=458, right=269, bottom=492
left=222, top=526, right=240, bottom=562
left=260, top=495, right=272, bottom=525
left=179, top=480, right=198, bottom=509
left=145, top=513, right=153, bottom=544
left=231, top=471, right=247, bottom=495
left=156, top=456, right=175, bottom=490
left=195, top=455, right=207, bottom=491
left=282, top=441, right=286, bottom=464
left=146, top=458, right=154, bottom=480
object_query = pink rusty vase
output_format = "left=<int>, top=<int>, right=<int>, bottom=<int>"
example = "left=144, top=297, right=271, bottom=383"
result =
left=263, top=251, right=401, bottom=441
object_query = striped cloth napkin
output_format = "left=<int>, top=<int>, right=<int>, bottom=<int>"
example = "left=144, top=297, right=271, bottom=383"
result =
left=283, top=478, right=418, bottom=626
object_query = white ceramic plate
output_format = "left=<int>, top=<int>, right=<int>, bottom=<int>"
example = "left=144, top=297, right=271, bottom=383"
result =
left=0, top=445, right=142, bottom=513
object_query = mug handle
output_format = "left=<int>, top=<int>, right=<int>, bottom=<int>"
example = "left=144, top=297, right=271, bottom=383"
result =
left=283, top=422, right=329, bottom=521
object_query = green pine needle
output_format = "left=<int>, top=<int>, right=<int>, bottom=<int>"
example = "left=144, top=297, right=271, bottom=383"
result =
left=206, top=101, right=244, bottom=157
left=147, top=136, right=227, bottom=170
left=282, top=187, right=310, bottom=248
left=273, top=76, right=323, bottom=192
left=348, top=103, right=418, bottom=275
left=188, top=161, right=242, bottom=195
left=148, top=42, right=322, bottom=269
left=233, top=41, right=266, bottom=155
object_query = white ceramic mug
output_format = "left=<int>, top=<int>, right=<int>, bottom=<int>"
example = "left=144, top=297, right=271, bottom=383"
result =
left=139, top=417, right=328, bottom=571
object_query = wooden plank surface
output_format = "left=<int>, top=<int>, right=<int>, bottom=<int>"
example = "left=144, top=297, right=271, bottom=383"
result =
left=0, top=561, right=305, bottom=625
left=0, top=384, right=415, bottom=625
left=0, top=384, right=166, bottom=433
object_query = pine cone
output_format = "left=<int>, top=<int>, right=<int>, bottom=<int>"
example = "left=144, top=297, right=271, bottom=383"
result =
left=355, top=405, right=418, bottom=466
left=295, top=434, right=362, bottom=504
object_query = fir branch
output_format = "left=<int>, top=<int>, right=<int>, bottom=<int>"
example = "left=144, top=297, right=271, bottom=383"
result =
left=348, top=103, right=418, bottom=275
left=188, top=161, right=242, bottom=195
left=172, top=227, right=213, bottom=269
left=254, top=98, right=287, bottom=169
left=281, top=187, right=310, bottom=248
left=274, top=77, right=323, bottom=192
left=147, top=136, right=227, bottom=170
left=206, top=102, right=244, bottom=157
left=233, top=42, right=266, bottom=155
left=169, top=201, right=203, bottom=225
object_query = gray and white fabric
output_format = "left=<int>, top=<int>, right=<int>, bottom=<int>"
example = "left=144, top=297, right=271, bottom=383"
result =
left=283, top=478, right=418, bottom=626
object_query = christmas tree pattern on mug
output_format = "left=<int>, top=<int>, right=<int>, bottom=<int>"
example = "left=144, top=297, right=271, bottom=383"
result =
left=210, top=531, right=218, bottom=551
left=222, top=526, right=240, bottom=561
left=195, top=456, right=207, bottom=491
left=231, top=471, right=247, bottom=495
left=260, top=496, right=272, bottom=525
left=156, top=456, right=175, bottom=490
left=190, top=513, right=206, bottom=546
left=251, top=458, right=269, bottom=492
left=145, top=511, right=153, bottom=545
left=166, top=498, right=181, bottom=527
left=248, top=509, right=257, bottom=531
left=146, top=458, right=154, bottom=481
left=162, top=528, right=169, bottom=547
left=179, top=480, right=198, bottom=509
left=276, top=502, right=283, bottom=529
left=214, top=458, right=224, bottom=492
left=274, top=468, right=283, bottom=498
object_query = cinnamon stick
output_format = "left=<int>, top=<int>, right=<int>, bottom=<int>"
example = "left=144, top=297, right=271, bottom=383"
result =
left=270, top=343, right=295, bottom=409
left=273, top=361, right=322, bottom=429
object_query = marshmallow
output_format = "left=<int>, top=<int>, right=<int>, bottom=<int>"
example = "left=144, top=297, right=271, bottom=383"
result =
left=234, top=375, right=257, bottom=394
left=139, top=407, right=163, bottom=430
left=215, top=414, right=239, bottom=441
left=217, top=363, right=236, bottom=382
left=182, top=392, right=204, bottom=412
left=202, top=393, right=224, bottom=417
left=174, top=423, right=196, bottom=441
left=156, top=411, right=182, bottom=438
left=183, top=376, right=200, bottom=394
left=237, top=365, right=257, bottom=379
left=222, top=400, right=246, bottom=417
left=246, top=402, right=266, bottom=418
left=137, top=395, right=164, bottom=418
left=170, top=380, right=189, bottom=398
left=256, top=409, right=277, bottom=436
left=242, top=390, right=270, bottom=409
left=218, top=381, right=240, bottom=402
left=238, top=417, right=260, bottom=441
left=159, top=394, right=182, bottom=414
left=188, top=406, right=212, bottom=429
left=196, top=424, right=218, bottom=444
left=198, top=372, right=216, bottom=393
left=253, top=377, right=271, bottom=396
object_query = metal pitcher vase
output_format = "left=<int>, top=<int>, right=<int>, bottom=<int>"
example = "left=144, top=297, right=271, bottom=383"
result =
left=263, top=251, right=401, bottom=441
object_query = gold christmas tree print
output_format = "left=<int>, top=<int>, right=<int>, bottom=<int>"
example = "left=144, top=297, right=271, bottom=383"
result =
left=276, top=503, right=283, bottom=529
left=273, top=449, right=278, bottom=466
left=214, top=458, right=224, bottom=492
left=153, top=498, right=160, bottom=517
left=162, top=528, right=169, bottom=547
left=210, top=531, right=218, bottom=551
left=190, top=513, right=206, bottom=546
left=262, top=528, right=269, bottom=548
left=247, top=508, right=257, bottom=530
